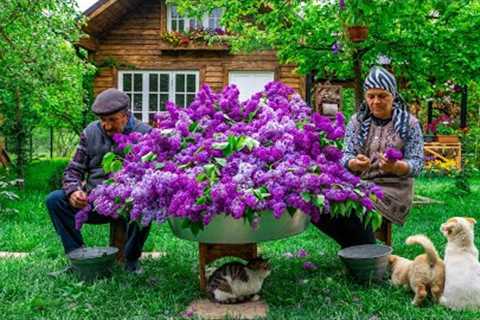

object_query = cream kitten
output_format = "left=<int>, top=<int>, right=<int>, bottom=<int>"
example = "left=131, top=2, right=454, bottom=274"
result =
left=440, top=217, right=480, bottom=310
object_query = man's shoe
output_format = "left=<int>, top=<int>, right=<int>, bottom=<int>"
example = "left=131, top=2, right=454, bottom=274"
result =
left=125, top=260, right=144, bottom=275
left=47, top=265, right=74, bottom=278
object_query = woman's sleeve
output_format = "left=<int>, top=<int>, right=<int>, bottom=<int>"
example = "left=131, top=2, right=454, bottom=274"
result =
left=341, top=116, right=359, bottom=170
left=404, top=118, right=424, bottom=177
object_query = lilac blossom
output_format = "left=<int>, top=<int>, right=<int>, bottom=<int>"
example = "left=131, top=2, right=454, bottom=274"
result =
left=75, top=81, right=383, bottom=231
left=384, top=147, right=404, bottom=161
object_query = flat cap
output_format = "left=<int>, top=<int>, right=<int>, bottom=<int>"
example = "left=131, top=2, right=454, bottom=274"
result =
left=92, top=88, right=130, bottom=115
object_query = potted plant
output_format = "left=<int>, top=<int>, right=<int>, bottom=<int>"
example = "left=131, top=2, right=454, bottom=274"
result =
left=427, top=115, right=460, bottom=143
left=338, top=0, right=371, bottom=42
left=75, top=82, right=383, bottom=244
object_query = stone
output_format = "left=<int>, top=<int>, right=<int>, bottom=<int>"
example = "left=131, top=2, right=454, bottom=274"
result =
left=185, top=299, right=268, bottom=319
left=0, top=252, right=28, bottom=259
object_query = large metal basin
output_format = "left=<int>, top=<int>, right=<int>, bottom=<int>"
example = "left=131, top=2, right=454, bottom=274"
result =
left=168, top=210, right=310, bottom=243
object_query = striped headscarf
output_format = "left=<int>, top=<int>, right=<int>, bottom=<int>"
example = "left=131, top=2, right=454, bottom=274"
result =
left=357, top=66, right=410, bottom=144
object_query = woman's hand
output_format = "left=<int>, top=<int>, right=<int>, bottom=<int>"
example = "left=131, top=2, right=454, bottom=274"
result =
left=69, top=190, right=88, bottom=209
left=379, top=154, right=409, bottom=176
left=348, top=154, right=371, bottom=173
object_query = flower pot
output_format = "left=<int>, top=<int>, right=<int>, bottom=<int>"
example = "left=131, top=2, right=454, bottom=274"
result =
left=68, top=247, right=118, bottom=282
left=346, top=26, right=369, bottom=42
left=436, top=135, right=459, bottom=143
left=423, top=134, right=436, bottom=143
left=168, top=210, right=310, bottom=244
left=338, top=244, right=392, bottom=283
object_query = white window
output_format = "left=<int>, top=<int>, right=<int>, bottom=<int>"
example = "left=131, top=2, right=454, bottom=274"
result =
left=228, top=71, right=275, bottom=101
left=119, top=71, right=199, bottom=122
left=167, top=5, right=224, bottom=32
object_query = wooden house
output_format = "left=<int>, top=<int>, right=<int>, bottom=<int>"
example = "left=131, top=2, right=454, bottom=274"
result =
left=80, top=0, right=306, bottom=123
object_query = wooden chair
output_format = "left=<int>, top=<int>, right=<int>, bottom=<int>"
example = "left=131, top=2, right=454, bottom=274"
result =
left=198, top=243, right=257, bottom=291
left=375, top=220, right=392, bottom=246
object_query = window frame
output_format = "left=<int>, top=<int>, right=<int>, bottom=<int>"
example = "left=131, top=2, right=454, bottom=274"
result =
left=166, top=5, right=224, bottom=32
left=118, top=70, right=200, bottom=123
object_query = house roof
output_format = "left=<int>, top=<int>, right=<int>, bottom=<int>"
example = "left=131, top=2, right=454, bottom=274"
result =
left=82, top=0, right=144, bottom=38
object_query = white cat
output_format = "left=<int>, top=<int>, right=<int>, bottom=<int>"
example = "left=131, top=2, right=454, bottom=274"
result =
left=440, top=217, right=480, bottom=310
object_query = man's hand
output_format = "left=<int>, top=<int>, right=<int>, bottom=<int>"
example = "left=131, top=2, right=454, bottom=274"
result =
left=379, top=154, right=409, bottom=176
left=348, top=154, right=371, bottom=173
left=69, top=190, right=88, bottom=209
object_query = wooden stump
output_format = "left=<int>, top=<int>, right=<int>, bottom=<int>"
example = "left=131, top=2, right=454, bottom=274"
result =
left=199, top=243, right=257, bottom=291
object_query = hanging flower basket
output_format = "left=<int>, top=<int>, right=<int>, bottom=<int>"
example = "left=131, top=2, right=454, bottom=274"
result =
left=346, top=26, right=369, bottom=42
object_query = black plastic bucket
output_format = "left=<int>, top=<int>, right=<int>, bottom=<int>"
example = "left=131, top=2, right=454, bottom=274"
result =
left=68, top=247, right=118, bottom=282
left=338, top=244, right=392, bottom=283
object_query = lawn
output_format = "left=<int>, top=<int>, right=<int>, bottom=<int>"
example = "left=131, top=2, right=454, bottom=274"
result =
left=0, top=160, right=479, bottom=319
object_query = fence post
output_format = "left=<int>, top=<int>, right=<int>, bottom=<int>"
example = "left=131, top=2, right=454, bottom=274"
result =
left=50, top=127, right=54, bottom=159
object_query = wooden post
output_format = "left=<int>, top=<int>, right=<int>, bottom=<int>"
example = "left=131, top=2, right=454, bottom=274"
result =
left=50, top=126, right=54, bottom=159
left=353, top=49, right=363, bottom=111
left=427, top=100, right=433, bottom=125
left=460, top=85, right=467, bottom=129
left=109, top=220, right=127, bottom=262
left=198, top=243, right=257, bottom=291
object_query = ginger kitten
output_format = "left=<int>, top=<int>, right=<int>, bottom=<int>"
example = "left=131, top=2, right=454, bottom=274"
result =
left=440, top=217, right=480, bottom=310
left=389, top=234, right=445, bottom=306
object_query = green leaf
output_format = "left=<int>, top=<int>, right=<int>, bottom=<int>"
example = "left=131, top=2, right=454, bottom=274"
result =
left=123, top=145, right=132, bottom=154
left=189, top=121, right=198, bottom=132
left=141, top=151, right=157, bottom=163
left=102, top=152, right=116, bottom=173
left=190, top=221, right=205, bottom=236
left=212, top=142, right=229, bottom=150
left=313, top=194, right=325, bottom=209
left=111, top=160, right=123, bottom=173
left=155, top=162, right=165, bottom=170
left=371, top=211, right=383, bottom=231
left=244, top=207, right=255, bottom=224
left=287, top=206, right=297, bottom=217
left=196, top=196, right=207, bottom=205
left=214, top=157, right=227, bottom=167
left=196, top=173, right=207, bottom=182
left=301, top=192, right=311, bottom=202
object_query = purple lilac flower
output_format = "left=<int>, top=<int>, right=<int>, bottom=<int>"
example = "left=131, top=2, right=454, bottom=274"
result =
left=339, top=0, right=345, bottom=10
left=303, top=261, right=318, bottom=270
left=332, top=41, right=341, bottom=54
left=78, top=81, right=382, bottom=232
left=296, top=248, right=309, bottom=258
left=384, top=148, right=403, bottom=161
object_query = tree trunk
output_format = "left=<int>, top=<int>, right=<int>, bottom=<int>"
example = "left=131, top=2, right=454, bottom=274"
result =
left=353, top=49, right=363, bottom=111
left=14, top=88, right=25, bottom=184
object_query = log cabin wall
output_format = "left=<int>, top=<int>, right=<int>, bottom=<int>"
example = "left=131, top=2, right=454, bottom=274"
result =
left=89, top=0, right=305, bottom=99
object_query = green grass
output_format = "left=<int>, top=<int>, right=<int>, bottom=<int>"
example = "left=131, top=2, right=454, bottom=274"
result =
left=1, top=161, right=480, bottom=319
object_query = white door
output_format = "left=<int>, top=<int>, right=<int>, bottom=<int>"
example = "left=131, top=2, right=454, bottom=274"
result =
left=228, top=71, right=275, bottom=101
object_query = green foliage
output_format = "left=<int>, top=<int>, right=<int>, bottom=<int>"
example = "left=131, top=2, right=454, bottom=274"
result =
left=171, top=0, right=480, bottom=100
left=1, top=166, right=480, bottom=318
left=0, top=0, right=96, bottom=178
left=47, top=162, right=68, bottom=192
left=0, top=175, right=19, bottom=216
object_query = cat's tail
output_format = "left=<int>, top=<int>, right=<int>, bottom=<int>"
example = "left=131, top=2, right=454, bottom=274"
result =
left=405, top=234, right=440, bottom=265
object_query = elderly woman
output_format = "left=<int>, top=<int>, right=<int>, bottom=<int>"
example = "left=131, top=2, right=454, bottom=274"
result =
left=313, top=66, right=424, bottom=248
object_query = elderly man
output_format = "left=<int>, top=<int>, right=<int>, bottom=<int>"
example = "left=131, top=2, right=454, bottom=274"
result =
left=46, top=88, right=151, bottom=274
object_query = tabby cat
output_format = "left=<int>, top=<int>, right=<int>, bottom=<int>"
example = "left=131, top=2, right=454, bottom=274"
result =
left=207, top=257, right=271, bottom=304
